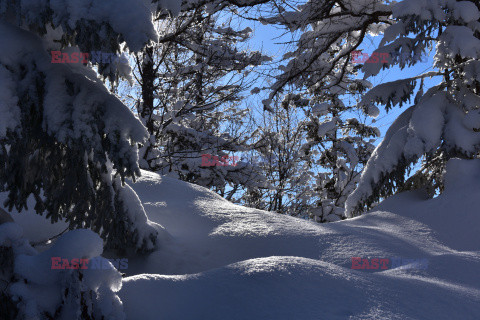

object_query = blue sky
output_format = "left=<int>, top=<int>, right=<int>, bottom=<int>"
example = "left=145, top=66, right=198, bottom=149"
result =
left=244, top=19, right=441, bottom=141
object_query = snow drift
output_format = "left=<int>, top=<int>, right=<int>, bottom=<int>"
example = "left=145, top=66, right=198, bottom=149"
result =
left=120, top=158, right=480, bottom=319
left=3, top=158, right=480, bottom=319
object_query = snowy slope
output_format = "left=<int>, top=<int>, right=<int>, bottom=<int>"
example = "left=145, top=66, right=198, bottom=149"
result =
left=118, top=159, right=480, bottom=320
left=3, top=159, right=480, bottom=319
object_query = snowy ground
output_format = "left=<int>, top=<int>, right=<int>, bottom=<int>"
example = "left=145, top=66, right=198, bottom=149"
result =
left=4, top=159, right=480, bottom=319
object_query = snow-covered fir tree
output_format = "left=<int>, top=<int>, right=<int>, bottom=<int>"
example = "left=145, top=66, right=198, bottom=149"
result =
left=342, top=0, right=480, bottom=216
left=0, top=0, right=181, bottom=253
left=256, top=0, right=480, bottom=217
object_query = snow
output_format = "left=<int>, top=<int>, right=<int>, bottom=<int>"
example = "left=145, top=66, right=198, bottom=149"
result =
left=5, top=162, right=480, bottom=319
left=22, top=0, right=158, bottom=51
left=0, top=20, right=148, bottom=155
left=345, top=104, right=415, bottom=215
left=114, top=179, right=168, bottom=250
left=392, top=0, right=447, bottom=22
left=9, top=228, right=126, bottom=319
left=357, top=78, right=416, bottom=109
left=463, top=109, right=480, bottom=130
left=366, top=104, right=380, bottom=118
left=339, top=140, right=359, bottom=168
left=404, top=92, right=445, bottom=156
left=152, top=0, right=182, bottom=16
left=0, top=20, right=162, bottom=251
left=346, top=88, right=480, bottom=215
left=311, top=102, right=329, bottom=116
left=373, top=158, right=480, bottom=251
left=0, top=193, right=69, bottom=244
left=444, top=101, right=480, bottom=154
left=437, top=26, right=480, bottom=60
left=0, top=222, right=23, bottom=245
left=115, top=162, right=480, bottom=319
left=14, top=229, right=104, bottom=286
left=317, top=119, right=337, bottom=138
left=120, top=257, right=373, bottom=320
left=379, top=21, right=406, bottom=47
left=451, top=1, right=480, bottom=23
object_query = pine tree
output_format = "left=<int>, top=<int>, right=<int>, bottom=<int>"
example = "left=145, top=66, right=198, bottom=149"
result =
left=0, top=0, right=180, bottom=251
left=260, top=0, right=480, bottom=216
left=345, top=0, right=480, bottom=215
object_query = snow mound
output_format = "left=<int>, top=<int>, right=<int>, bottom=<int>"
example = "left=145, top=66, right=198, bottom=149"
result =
left=4, top=160, right=480, bottom=319
left=121, top=255, right=480, bottom=320
left=120, top=257, right=372, bottom=320
left=117, top=160, right=480, bottom=319
left=373, top=158, right=480, bottom=251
